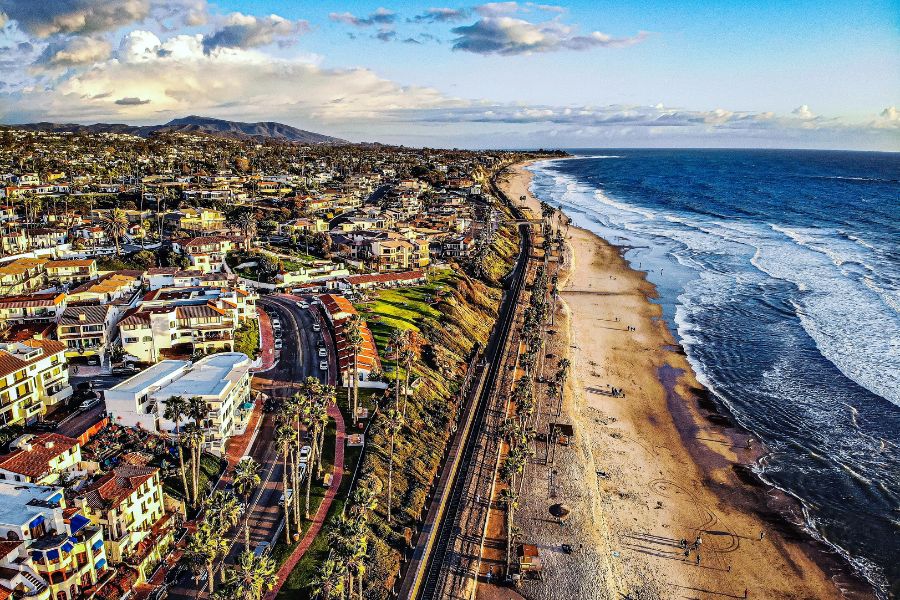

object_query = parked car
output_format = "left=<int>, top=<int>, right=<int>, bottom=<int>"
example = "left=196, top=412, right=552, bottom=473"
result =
left=274, top=339, right=283, bottom=350
left=80, top=396, right=101, bottom=411
left=298, top=445, right=312, bottom=463
left=112, top=365, right=139, bottom=376
left=318, top=347, right=327, bottom=357
left=319, top=360, right=328, bottom=371
left=30, top=420, right=58, bottom=432
left=296, top=301, right=309, bottom=309
left=298, top=462, right=308, bottom=482
left=271, top=318, right=281, bottom=328
left=312, top=322, right=320, bottom=332
left=86, top=356, right=100, bottom=366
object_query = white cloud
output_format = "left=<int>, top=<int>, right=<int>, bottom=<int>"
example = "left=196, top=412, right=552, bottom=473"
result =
left=329, top=8, right=397, bottom=28
left=792, top=104, right=816, bottom=119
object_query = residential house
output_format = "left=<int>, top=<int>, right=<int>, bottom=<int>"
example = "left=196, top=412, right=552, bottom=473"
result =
left=176, top=209, right=227, bottom=233
left=317, top=294, right=381, bottom=385
left=0, top=258, right=48, bottom=295
left=66, top=271, right=143, bottom=306
left=171, top=236, right=247, bottom=274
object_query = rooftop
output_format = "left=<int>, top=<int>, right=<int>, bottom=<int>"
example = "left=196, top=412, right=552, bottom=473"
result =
left=150, top=352, right=250, bottom=399
left=107, top=360, right=189, bottom=396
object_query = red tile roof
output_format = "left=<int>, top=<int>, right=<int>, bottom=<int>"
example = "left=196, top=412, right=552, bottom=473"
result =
left=81, top=465, right=157, bottom=510
left=0, top=433, right=79, bottom=480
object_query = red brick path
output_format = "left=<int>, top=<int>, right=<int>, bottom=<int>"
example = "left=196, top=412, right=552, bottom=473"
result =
left=265, top=402, right=346, bottom=599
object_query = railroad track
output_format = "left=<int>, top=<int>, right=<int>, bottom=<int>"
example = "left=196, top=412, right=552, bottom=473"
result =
left=402, top=166, right=533, bottom=600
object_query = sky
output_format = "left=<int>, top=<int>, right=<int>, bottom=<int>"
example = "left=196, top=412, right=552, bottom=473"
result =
left=0, top=0, right=897, bottom=149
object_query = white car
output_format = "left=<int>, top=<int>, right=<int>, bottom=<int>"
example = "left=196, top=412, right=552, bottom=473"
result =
left=274, top=339, right=283, bottom=350
left=297, top=301, right=309, bottom=309
left=271, top=319, right=281, bottom=329
left=298, top=445, right=312, bottom=463
left=318, top=347, right=327, bottom=357
left=312, top=322, right=321, bottom=332
left=319, top=360, right=328, bottom=371
left=80, top=396, right=101, bottom=411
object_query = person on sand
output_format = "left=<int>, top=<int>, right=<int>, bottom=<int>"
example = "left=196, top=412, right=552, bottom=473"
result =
left=696, top=553, right=701, bottom=565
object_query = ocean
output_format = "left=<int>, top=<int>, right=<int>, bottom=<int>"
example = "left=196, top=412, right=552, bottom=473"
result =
left=527, top=149, right=900, bottom=598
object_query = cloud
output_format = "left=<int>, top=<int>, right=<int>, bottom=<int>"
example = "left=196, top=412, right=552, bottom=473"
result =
left=375, top=30, right=397, bottom=43
left=451, top=17, right=647, bottom=55
left=0, top=0, right=152, bottom=37
left=329, top=7, right=396, bottom=28
left=114, top=96, right=150, bottom=105
left=792, top=104, right=816, bottom=119
left=202, top=12, right=309, bottom=53
left=36, top=36, right=112, bottom=66
left=411, top=7, right=470, bottom=23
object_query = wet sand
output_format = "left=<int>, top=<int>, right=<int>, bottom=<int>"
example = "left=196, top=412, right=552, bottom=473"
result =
left=494, top=162, right=871, bottom=600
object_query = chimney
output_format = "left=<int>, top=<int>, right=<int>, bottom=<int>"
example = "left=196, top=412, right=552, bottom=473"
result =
left=78, top=313, right=87, bottom=322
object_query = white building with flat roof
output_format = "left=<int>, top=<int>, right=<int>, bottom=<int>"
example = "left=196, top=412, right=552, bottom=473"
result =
left=104, top=353, right=252, bottom=456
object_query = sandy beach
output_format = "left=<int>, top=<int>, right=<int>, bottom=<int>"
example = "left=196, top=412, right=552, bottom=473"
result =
left=494, top=162, right=869, bottom=600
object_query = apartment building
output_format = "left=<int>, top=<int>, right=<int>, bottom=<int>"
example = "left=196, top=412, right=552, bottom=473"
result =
left=0, top=339, right=71, bottom=426
left=104, top=353, right=252, bottom=456
left=66, top=271, right=143, bottom=305
left=0, top=480, right=109, bottom=600
left=56, top=305, right=120, bottom=362
left=78, top=465, right=173, bottom=584
left=317, top=294, right=381, bottom=385
left=0, top=257, right=48, bottom=295
left=0, top=433, right=82, bottom=485
left=44, top=259, right=98, bottom=287
left=0, top=293, right=66, bottom=325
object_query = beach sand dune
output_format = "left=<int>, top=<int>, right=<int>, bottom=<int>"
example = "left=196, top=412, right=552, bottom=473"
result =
left=492, top=163, right=863, bottom=600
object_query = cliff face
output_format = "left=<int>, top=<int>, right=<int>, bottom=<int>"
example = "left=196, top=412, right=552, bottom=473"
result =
left=349, top=203, right=520, bottom=598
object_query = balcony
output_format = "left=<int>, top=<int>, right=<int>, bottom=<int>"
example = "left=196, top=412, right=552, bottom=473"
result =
left=41, top=385, right=73, bottom=405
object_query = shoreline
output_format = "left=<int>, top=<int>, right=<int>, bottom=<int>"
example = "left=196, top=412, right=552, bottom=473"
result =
left=496, top=160, right=875, bottom=600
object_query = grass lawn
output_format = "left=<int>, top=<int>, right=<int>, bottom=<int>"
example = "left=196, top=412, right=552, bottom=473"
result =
left=162, top=452, right=225, bottom=516
left=273, top=387, right=364, bottom=599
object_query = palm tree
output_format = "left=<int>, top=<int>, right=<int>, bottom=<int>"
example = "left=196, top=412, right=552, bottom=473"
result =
left=233, top=457, right=261, bottom=550
left=181, top=424, right=205, bottom=508
left=499, top=487, right=519, bottom=575
left=344, top=315, right=363, bottom=422
left=205, top=490, right=243, bottom=532
left=187, top=396, right=209, bottom=505
left=555, top=358, right=571, bottom=417
left=224, top=550, right=277, bottom=600
left=384, top=407, right=404, bottom=523
left=274, top=423, right=295, bottom=543
left=101, top=207, right=129, bottom=254
left=162, top=395, right=191, bottom=505
left=187, top=523, right=228, bottom=595
left=400, top=331, right=418, bottom=417
left=309, top=558, right=346, bottom=600
left=279, top=394, right=303, bottom=532
left=301, top=389, right=330, bottom=521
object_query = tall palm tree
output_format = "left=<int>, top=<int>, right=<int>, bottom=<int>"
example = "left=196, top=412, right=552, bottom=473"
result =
left=555, top=358, right=571, bottom=418
left=301, top=391, right=329, bottom=521
left=224, top=550, right=277, bottom=600
left=344, top=315, right=363, bottom=423
left=309, top=558, right=346, bottom=600
left=181, top=424, right=205, bottom=508
left=188, top=523, right=228, bottom=595
left=101, top=207, right=129, bottom=254
left=279, top=394, right=303, bottom=532
left=205, top=490, right=243, bottom=533
left=384, top=408, right=404, bottom=523
left=400, top=331, right=417, bottom=418
left=233, top=458, right=261, bottom=550
left=274, top=423, right=294, bottom=543
left=187, top=396, right=209, bottom=505
left=162, top=395, right=190, bottom=505
left=499, top=487, right=519, bottom=576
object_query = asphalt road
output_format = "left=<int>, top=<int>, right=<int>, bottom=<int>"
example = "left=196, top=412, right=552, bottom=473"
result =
left=167, top=294, right=326, bottom=599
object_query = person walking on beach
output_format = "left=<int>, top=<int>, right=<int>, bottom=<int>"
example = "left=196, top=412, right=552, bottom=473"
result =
left=759, top=530, right=765, bottom=541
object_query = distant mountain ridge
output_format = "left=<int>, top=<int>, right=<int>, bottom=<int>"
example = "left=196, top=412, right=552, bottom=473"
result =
left=4, top=115, right=348, bottom=144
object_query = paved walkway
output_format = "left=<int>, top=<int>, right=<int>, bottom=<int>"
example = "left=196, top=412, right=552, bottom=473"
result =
left=252, top=306, right=278, bottom=373
left=265, top=401, right=346, bottom=599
